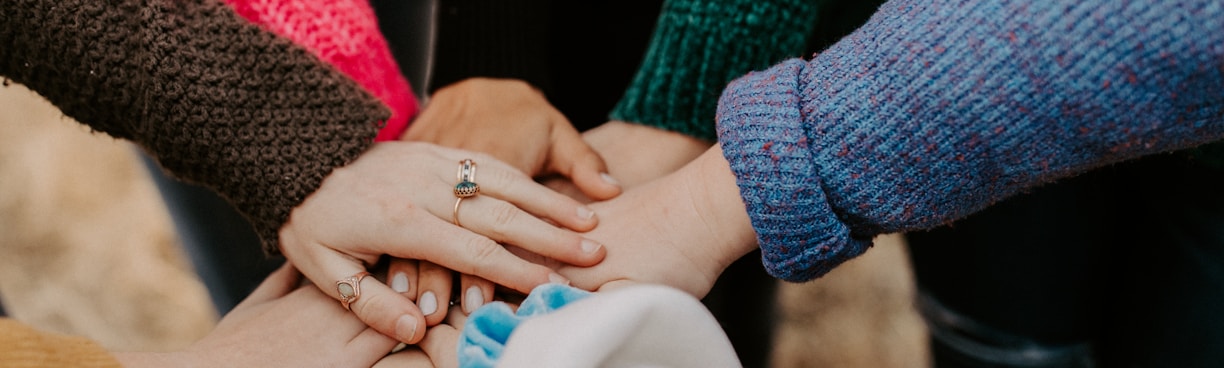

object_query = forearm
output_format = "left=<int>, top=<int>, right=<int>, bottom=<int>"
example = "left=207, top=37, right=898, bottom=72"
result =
left=718, top=0, right=1224, bottom=281
left=610, top=0, right=819, bottom=141
left=0, top=0, right=388, bottom=253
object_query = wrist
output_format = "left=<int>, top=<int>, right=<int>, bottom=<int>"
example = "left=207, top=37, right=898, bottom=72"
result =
left=113, top=351, right=202, bottom=368
left=674, top=145, right=758, bottom=270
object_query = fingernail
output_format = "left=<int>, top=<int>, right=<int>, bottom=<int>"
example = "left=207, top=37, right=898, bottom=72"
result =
left=391, top=272, right=409, bottom=293
left=548, top=273, right=571, bottom=286
left=464, top=287, right=484, bottom=314
left=395, top=315, right=418, bottom=342
left=600, top=172, right=620, bottom=186
left=577, top=206, right=596, bottom=220
left=419, top=291, right=438, bottom=316
left=581, top=238, right=601, bottom=254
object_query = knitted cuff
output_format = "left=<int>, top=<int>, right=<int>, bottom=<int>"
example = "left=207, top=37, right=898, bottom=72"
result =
left=716, top=59, right=871, bottom=282
left=610, top=0, right=818, bottom=141
left=429, top=0, right=552, bottom=95
left=223, top=0, right=419, bottom=142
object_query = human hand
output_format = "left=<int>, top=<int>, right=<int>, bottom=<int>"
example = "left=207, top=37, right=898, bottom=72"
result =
left=278, top=142, right=606, bottom=344
left=114, top=263, right=398, bottom=368
left=384, top=257, right=496, bottom=329
left=373, top=304, right=472, bottom=368
left=544, top=121, right=712, bottom=202
left=404, top=77, right=621, bottom=201
left=554, top=146, right=758, bottom=297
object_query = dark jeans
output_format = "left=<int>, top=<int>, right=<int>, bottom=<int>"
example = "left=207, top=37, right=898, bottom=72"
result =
left=907, top=152, right=1224, bottom=368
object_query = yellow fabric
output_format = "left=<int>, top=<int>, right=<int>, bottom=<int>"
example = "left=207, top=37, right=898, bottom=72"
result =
left=0, top=318, right=121, bottom=368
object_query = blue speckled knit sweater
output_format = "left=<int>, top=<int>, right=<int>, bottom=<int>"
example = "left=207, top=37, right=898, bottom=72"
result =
left=716, top=0, right=1224, bottom=282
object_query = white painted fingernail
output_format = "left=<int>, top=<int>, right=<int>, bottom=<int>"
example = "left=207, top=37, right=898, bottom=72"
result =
left=577, top=206, right=595, bottom=220
left=600, top=172, right=620, bottom=186
left=391, top=272, right=409, bottom=293
left=581, top=239, right=601, bottom=254
left=464, top=286, right=484, bottom=314
left=548, top=273, right=571, bottom=286
left=419, top=291, right=438, bottom=316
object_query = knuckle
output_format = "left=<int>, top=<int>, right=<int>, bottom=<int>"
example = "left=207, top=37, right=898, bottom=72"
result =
left=487, top=202, right=520, bottom=238
left=462, top=236, right=502, bottom=271
left=355, top=291, right=408, bottom=330
left=484, top=165, right=523, bottom=187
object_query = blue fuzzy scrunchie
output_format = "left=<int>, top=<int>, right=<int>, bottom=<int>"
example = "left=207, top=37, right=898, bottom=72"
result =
left=457, top=283, right=592, bottom=368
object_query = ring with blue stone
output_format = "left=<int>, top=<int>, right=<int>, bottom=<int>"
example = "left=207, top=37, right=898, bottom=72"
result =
left=454, top=180, right=480, bottom=198
left=453, top=159, right=479, bottom=227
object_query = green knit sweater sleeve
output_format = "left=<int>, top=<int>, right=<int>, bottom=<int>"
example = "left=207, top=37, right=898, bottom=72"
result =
left=609, top=0, right=820, bottom=141
left=1, top=0, right=387, bottom=254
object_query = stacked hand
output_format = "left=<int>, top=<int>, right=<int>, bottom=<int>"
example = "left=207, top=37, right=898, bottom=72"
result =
left=277, top=142, right=607, bottom=344
left=114, top=264, right=398, bottom=367
left=272, top=76, right=743, bottom=364
left=557, top=146, right=758, bottom=297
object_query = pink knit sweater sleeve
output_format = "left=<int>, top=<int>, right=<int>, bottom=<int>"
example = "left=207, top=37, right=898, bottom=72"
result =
left=222, top=0, right=418, bottom=141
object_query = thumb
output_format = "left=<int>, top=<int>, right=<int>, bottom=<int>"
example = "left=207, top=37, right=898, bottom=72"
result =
left=548, top=124, right=621, bottom=201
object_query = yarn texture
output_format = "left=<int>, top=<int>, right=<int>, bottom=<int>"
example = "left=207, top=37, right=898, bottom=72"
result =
left=717, top=0, right=1224, bottom=281
left=1, top=0, right=389, bottom=254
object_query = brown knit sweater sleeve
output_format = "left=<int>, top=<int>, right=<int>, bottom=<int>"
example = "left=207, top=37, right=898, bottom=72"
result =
left=0, top=319, right=121, bottom=368
left=0, top=0, right=388, bottom=254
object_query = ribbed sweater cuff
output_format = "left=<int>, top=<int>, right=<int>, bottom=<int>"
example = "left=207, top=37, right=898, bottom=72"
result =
left=716, top=59, right=871, bottom=282
left=429, top=0, right=551, bottom=94
left=611, top=0, right=817, bottom=141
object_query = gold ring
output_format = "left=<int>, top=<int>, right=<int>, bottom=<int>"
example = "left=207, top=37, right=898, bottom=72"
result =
left=454, top=159, right=480, bottom=198
left=336, top=271, right=371, bottom=311
left=453, top=159, right=478, bottom=227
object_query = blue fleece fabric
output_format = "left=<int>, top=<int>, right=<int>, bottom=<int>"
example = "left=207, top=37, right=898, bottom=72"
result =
left=457, top=284, right=592, bottom=368
left=716, top=0, right=1224, bottom=282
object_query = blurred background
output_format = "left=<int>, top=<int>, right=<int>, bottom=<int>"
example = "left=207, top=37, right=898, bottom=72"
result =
left=0, top=68, right=927, bottom=367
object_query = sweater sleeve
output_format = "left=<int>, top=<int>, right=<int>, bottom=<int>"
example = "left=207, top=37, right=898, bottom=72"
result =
left=222, top=0, right=420, bottom=141
left=0, top=319, right=121, bottom=368
left=0, top=0, right=388, bottom=255
left=716, top=0, right=1224, bottom=281
left=609, top=0, right=820, bottom=141
left=428, top=0, right=552, bottom=95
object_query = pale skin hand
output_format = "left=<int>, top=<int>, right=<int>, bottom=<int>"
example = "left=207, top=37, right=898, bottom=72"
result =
left=113, top=263, right=398, bottom=368
left=555, top=145, right=759, bottom=297
left=372, top=308, right=469, bottom=368
left=396, top=77, right=622, bottom=324
left=581, top=121, right=713, bottom=188
left=545, top=121, right=713, bottom=201
left=403, top=77, right=621, bottom=199
left=277, top=142, right=606, bottom=344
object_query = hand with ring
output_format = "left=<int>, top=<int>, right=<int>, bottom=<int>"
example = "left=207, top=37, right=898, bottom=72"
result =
left=277, top=141, right=607, bottom=344
left=387, top=159, right=503, bottom=326
left=115, top=263, right=399, bottom=368
left=402, top=77, right=622, bottom=201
